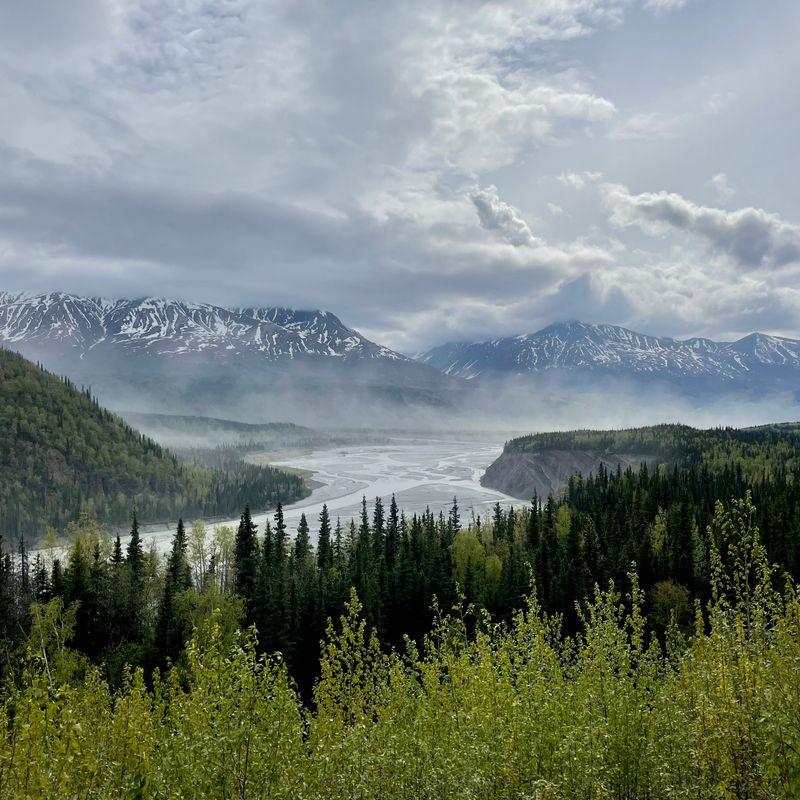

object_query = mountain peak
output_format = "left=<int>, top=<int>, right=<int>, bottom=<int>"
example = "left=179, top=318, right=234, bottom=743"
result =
left=0, top=293, right=406, bottom=363
left=418, top=321, right=800, bottom=382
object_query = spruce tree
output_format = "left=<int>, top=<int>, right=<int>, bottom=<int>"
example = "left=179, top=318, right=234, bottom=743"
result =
left=317, top=505, right=332, bottom=569
left=449, top=496, right=461, bottom=535
left=527, top=493, right=540, bottom=553
left=157, top=519, right=192, bottom=662
left=273, top=503, right=287, bottom=561
left=386, top=495, right=399, bottom=570
left=372, top=497, right=385, bottom=558
left=234, top=506, right=258, bottom=601
left=111, top=535, right=124, bottom=567
left=126, top=510, right=144, bottom=583
left=295, top=514, right=311, bottom=561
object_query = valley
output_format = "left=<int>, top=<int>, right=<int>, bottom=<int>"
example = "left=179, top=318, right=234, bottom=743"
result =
left=3, top=1, right=798, bottom=792
left=135, top=434, right=517, bottom=552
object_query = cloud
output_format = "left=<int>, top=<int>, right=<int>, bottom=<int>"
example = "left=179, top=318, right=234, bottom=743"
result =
left=643, top=0, right=691, bottom=10
left=469, top=185, right=539, bottom=247
left=609, top=111, right=682, bottom=140
left=602, top=183, right=800, bottom=269
left=0, top=144, right=614, bottom=351
left=0, top=0, right=121, bottom=57
left=708, top=172, right=735, bottom=203
left=0, top=0, right=790, bottom=353
left=557, top=171, right=603, bottom=190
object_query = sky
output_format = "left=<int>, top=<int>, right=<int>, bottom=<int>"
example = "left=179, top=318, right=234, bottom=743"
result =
left=0, top=0, right=798, bottom=353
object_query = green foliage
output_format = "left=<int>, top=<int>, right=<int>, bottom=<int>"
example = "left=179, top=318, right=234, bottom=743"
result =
left=0, top=496, right=798, bottom=798
left=506, top=422, right=800, bottom=483
left=0, top=348, right=308, bottom=538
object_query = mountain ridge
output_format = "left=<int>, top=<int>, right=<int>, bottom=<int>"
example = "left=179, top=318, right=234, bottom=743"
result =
left=0, top=292, right=452, bottom=424
left=0, top=291, right=404, bottom=362
left=0, top=348, right=308, bottom=538
left=418, top=320, right=800, bottom=382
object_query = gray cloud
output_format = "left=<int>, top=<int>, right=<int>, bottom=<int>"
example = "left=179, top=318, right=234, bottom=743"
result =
left=469, top=186, right=539, bottom=247
left=603, top=183, right=800, bottom=269
left=708, top=173, right=736, bottom=203
left=0, top=0, right=796, bottom=352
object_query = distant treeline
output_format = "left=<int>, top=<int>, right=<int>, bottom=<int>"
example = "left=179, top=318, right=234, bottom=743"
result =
left=506, top=422, right=800, bottom=476
left=4, top=433, right=800, bottom=696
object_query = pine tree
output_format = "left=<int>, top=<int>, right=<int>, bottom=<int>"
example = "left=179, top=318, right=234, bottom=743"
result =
left=295, top=514, right=311, bottom=561
left=64, top=535, right=93, bottom=652
left=372, top=496, right=385, bottom=558
left=492, top=502, right=505, bottom=543
left=536, top=498, right=559, bottom=611
left=157, top=518, right=192, bottom=663
left=126, top=509, right=144, bottom=582
left=317, top=505, right=332, bottom=569
left=386, top=495, right=399, bottom=571
left=234, top=506, right=258, bottom=602
left=274, top=503, right=287, bottom=562
left=111, top=535, right=124, bottom=567
left=449, top=496, right=461, bottom=535
left=334, top=518, right=343, bottom=563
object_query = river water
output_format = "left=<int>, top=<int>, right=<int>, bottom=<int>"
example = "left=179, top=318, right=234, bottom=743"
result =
left=136, top=435, right=518, bottom=552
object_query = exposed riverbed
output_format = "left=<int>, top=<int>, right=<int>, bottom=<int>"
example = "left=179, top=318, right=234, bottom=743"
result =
left=132, top=435, right=518, bottom=553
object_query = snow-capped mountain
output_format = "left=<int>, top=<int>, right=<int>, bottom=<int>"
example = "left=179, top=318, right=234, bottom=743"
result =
left=418, top=321, right=800, bottom=382
left=0, top=292, right=451, bottom=425
left=0, top=292, right=403, bottom=362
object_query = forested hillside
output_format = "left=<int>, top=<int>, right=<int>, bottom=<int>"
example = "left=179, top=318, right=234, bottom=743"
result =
left=0, top=348, right=308, bottom=538
left=486, top=422, right=800, bottom=498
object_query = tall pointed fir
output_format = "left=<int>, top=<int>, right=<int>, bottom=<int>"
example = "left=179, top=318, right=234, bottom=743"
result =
left=372, top=496, right=385, bottom=558
left=157, top=518, right=192, bottom=662
left=317, top=505, right=332, bottom=570
left=449, top=496, right=461, bottom=535
left=234, top=506, right=258, bottom=603
left=273, top=503, right=287, bottom=563
left=124, top=509, right=145, bottom=642
left=295, top=514, right=311, bottom=561
left=386, top=495, right=399, bottom=571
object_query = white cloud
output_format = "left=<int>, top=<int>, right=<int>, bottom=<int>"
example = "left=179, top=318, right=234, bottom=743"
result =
left=557, top=171, right=603, bottom=189
left=643, top=0, right=691, bottom=10
left=0, top=0, right=790, bottom=352
left=602, top=183, right=800, bottom=269
left=609, top=111, right=682, bottom=140
left=469, top=185, right=539, bottom=247
left=708, top=172, right=735, bottom=203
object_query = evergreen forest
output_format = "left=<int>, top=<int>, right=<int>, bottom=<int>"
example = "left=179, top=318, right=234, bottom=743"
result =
left=1, top=420, right=800, bottom=795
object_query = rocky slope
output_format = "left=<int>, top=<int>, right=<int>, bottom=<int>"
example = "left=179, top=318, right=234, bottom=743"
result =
left=0, top=292, right=452, bottom=424
left=0, top=292, right=402, bottom=361
left=420, top=320, right=800, bottom=384
left=481, top=448, right=650, bottom=500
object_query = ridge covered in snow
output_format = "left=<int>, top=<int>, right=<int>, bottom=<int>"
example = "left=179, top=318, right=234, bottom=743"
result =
left=418, top=320, right=800, bottom=381
left=0, top=292, right=404, bottom=362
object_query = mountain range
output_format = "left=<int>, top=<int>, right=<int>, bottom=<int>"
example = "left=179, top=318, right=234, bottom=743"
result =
left=2, top=294, right=799, bottom=422
left=0, top=291, right=402, bottom=362
left=0, top=292, right=450, bottom=424
left=418, top=320, right=800, bottom=385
